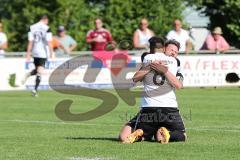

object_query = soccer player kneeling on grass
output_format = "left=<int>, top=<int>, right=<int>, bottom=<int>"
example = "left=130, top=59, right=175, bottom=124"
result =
left=119, top=37, right=186, bottom=144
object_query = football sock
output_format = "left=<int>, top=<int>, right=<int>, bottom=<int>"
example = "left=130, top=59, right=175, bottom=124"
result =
left=35, top=74, right=41, bottom=91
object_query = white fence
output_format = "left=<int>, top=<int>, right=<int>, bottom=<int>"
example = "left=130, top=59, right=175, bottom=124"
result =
left=0, top=52, right=240, bottom=91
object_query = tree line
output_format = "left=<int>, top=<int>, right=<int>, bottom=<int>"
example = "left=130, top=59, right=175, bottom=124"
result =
left=0, top=0, right=239, bottom=51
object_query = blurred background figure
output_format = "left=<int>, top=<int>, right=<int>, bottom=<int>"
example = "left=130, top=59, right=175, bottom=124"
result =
left=86, top=18, right=115, bottom=51
left=201, top=27, right=230, bottom=53
left=24, top=14, right=54, bottom=96
left=55, top=25, right=77, bottom=57
left=133, top=18, right=154, bottom=50
left=0, top=22, right=8, bottom=58
left=166, top=19, right=191, bottom=54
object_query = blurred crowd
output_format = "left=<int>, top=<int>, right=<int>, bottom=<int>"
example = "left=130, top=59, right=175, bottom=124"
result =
left=0, top=17, right=232, bottom=58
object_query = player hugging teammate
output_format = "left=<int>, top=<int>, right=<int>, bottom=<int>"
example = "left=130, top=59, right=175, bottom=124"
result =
left=119, top=37, right=186, bottom=144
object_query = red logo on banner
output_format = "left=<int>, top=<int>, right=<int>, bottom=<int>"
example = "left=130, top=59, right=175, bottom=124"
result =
left=93, top=50, right=131, bottom=75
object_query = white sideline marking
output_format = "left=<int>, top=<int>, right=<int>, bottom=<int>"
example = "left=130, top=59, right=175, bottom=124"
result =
left=1, top=119, right=240, bottom=133
left=0, top=119, right=119, bottom=126
left=68, top=157, right=113, bottom=160
left=187, top=127, right=240, bottom=133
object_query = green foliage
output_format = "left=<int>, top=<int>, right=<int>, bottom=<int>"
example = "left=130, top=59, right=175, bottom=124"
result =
left=103, top=0, right=184, bottom=46
left=193, top=0, right=240, bottom=48
left=8, top=73, right=16, bottom=87
left=0, top=0, right=60, bottom=51
left=0, top=0, right=186, bottom=51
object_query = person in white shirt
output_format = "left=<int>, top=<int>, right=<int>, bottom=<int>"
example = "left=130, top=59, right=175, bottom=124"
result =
left=23, top=15, right=54, bottom=96
left=0, top=22, right=8, bottom=58
left=133, top=18, right=154, bottom=49
left=119, top=37, right=186, bottom=144
left=166, top=19, right=191, bottom=54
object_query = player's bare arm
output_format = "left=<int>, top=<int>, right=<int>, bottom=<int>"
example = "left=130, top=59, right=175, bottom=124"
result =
left=164, top=70, right=183, bottom=89
left=132, top=65, right=151, bottom=83
left=26, top=41, right=33, bottom=61
left=150, top=62, right=183, bottom=89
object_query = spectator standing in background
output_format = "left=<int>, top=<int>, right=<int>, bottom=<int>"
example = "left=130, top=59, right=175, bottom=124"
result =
left=201, top=27, right=230, bottom=53
left=133, top=18, right=154, bottom=50
left=0, top=22, right=8, bottom=58
left=86, top=18, right=115, bottom=51
left=166, top=19, right=191, bottom=54
left=55, top=25, right=77, bottom=57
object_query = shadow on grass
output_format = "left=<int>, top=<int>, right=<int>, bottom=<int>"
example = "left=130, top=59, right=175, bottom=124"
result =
left=65, top=137, right=119, bottom=142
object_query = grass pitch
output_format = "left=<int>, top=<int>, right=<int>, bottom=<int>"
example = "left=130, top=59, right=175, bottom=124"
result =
left=0, top=88, right=240, bottom=160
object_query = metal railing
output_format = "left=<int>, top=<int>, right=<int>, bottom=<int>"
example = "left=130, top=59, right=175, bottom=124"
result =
left=3, top=49, right=240, bottom=58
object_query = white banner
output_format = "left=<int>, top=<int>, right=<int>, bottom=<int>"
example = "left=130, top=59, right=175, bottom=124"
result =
left=0, top=55, right=240, bottom=91
left=178, top=55, right=240, bottom=87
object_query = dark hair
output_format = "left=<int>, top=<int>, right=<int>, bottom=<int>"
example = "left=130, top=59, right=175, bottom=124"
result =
left=141, top=52, right=150, bottom=62
left=148, top=36, right=165, bottom=53
left=164, top=39, right=180, bottom=50
left=40, top=14, right=49, bottom=20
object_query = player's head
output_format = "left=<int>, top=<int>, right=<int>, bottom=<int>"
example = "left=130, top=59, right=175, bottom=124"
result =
left=95, top=18, right=103, bottom=30
left=40, top=14, right=49, bottom=25
left=148, top=36, right=165, bottom=54
left=164, top=39, right=180, bottom=57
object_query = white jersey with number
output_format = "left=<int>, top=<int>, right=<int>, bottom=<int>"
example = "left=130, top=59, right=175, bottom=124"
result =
left=28, top=22, right=52, bottom=58
left=141, top=52, right=180, bottom=108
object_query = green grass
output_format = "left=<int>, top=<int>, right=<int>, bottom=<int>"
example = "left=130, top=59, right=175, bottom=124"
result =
left=0, top=88, right=240, bottom=160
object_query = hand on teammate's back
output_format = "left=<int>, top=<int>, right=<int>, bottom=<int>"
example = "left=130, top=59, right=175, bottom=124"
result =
left=150, top=62, right=168, bottom=74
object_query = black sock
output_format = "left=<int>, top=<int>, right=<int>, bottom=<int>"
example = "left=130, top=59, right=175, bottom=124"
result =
left=35, top=75, right=41, bottom=91
left=30, top=69, right=37, bottom=76
left=169, top=130, right=186, bottom=142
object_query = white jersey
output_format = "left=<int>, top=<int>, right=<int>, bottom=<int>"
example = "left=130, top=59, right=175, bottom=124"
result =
left=0, top=32, right=7, bottom=56
left=141, top=52, right=181, bottom=108
left=28, top=22, right=52, bottom=58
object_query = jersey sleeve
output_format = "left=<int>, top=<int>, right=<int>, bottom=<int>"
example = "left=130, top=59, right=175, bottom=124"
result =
left=175, top=58, right=184, bottom=82
left=106, top=30, right=113, bottom=42
left=168, top=58, right=178, bottom=76
left=28, top=30, right=34, bottom=41
left=46, top=32, right=52, bottom=41
left=86, top=30, right=93, bottom=40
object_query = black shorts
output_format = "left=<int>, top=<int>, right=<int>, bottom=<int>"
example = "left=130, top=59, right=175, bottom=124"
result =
left=126, top=107, right=185, bottom=141
left=34, top=57, right=47, bottom=67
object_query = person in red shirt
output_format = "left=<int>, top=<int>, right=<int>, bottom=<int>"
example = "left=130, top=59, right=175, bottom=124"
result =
left=86, top=18, right=115, bottom=51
